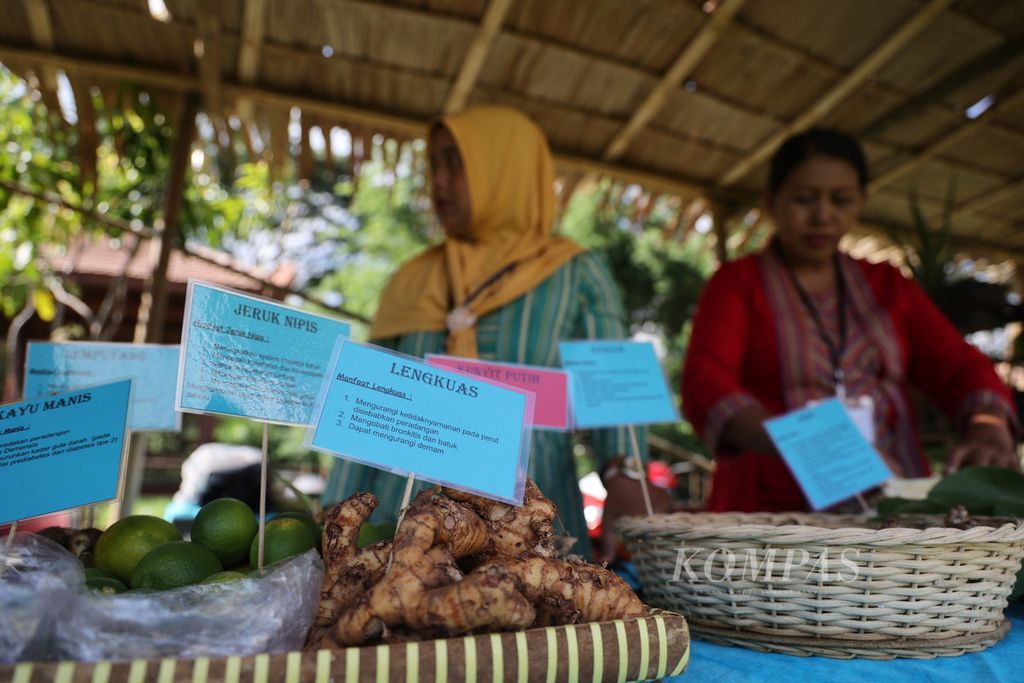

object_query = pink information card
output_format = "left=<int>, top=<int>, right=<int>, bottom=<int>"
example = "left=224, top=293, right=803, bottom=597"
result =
left=425, top=355, right=569, bottom=431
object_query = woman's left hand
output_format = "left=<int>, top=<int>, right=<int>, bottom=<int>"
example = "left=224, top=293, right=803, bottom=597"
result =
left=598, top=476, right=671, bottom=564
left=946, top=421, right=1018, bottom=473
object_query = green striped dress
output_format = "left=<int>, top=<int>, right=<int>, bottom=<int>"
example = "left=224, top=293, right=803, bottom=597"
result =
left=322, top=251, right=647, bottom=560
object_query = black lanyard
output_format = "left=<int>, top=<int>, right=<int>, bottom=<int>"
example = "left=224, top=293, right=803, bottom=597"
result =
left=447, top=260, right=520, bottom=312
left=775, top=242, right=848, bottom=391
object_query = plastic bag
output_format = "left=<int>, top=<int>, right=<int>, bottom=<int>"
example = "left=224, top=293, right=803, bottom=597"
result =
left=55, top=549, right=323, bottom=661
left=0, top=532, right=84, bottom=663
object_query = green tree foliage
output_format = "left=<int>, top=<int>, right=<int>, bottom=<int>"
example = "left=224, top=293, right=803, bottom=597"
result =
left=0, top=69, right=81, bottom=321
left=889, top=178, right=1020, bottom=338
left=312, top=138, right=434, bottom=331
left=0, top=67, right=256, bottom=326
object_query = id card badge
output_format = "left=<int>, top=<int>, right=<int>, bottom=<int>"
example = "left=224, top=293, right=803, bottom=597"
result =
left=804, top=394, right=876, bottom=445
left=842, top=394, right=875, bottom=445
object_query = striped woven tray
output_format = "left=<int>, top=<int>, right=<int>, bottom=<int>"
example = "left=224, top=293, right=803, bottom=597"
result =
left=2, top=609, right=689, bottom=682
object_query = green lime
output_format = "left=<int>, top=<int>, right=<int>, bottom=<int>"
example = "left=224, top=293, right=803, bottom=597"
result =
left=249, top=518, right=316, bottom=567
left=83, top=567, right=117, bottom=581
left=274, top=512, right=323, bottom=552
left=228, top=564, right=254, bottom=574
left=86, top=576, right=128, bottom=594
left=201, top=570, right=247, bottom=584
left=190, top=498, right=259, bottom=566
left=130, top=541, right=223, bottom=590
left=94, top=516, right=182, bottom=584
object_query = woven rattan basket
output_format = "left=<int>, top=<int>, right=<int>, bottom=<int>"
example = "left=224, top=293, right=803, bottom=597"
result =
left=618, top=512, right=1024, bottom=659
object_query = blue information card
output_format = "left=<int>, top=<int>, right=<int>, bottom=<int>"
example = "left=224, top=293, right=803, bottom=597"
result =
left=308, top=341, right=533, bottom=505
left=24, top=342, right=180, bottom=432
left=558, top=340, right=679, bottom=429
left=177, top=280, right=351, bottom=425
left=0, top=379, right=131, bottom=524
left=763, top=398, right=892, bottom=510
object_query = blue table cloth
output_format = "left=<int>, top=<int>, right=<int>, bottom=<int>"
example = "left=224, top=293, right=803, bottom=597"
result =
left=667, top=603, right=1023, bottom=682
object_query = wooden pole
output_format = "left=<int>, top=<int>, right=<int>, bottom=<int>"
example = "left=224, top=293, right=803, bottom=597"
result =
left=133, top=94, right=198, bottom=344
left=710, top=198, right=732, bottom=264
left=626, top=425, right=654, bottom=517
left=257, top=422, right=269, bottom=570
left=1, top=520, right=18, bottom=577
left=116, top=94, right=197, bottom=519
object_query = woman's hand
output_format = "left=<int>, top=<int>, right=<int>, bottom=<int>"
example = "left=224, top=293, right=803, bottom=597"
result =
left=598, top=473, right=671, bottom=564
left=946, top=420, right=1018, bottom=473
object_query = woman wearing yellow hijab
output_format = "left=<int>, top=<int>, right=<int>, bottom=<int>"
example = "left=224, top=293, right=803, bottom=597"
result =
left=324, top=106, right=666, bottom=560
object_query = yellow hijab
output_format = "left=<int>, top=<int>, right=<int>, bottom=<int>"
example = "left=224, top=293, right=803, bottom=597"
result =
left=369, top=106, right=583, bottom=357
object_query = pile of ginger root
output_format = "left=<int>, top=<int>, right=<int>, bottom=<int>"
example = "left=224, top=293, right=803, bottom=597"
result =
left=305, top=480, right=646, bottom=649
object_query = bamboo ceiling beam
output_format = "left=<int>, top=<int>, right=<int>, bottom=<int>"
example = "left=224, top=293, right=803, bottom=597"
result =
left=14, top=36, right=621, bottom=146
left=340, top=0, right=1019, bottom=146
left=238, top=0, right=267, bottom=83
left=235, top=0, right=267, bottom=121
left=0, top=44, right=423, bottom=135
left=0, top=45, right=716, bottom=196
left=443, top=0, right=514, bottom=115
left=0, top=44, right=196, bottom=91
left=950, top=175, right=1024, bottom=221
left=717, top=0, right=954, bottom=188
left=602, top=0, right=745, bottom=162
left=227, top=81, right=427, bottom=139
left=869, top=86, right=1024, bottom=191
left=197, top=12, right=227, bottom=136
left=43, top=0, right=1024, bottom=151
left=21, top=0, right=62, bottom=115
left=859, top=36, right=1024, bottom=138
left=4, top=43, right=1019, bottom=260
left=22, top=0, right=55, bottom=48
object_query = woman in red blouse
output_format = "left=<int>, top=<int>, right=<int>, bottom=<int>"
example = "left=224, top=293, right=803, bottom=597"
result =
left=682, top=128, right=1018, bottom=512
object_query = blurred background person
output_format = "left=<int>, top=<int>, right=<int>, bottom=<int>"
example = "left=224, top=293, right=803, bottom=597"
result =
left=682, top=128, right=1018, bottom=512
left=323, top=105, right=667, bottom=559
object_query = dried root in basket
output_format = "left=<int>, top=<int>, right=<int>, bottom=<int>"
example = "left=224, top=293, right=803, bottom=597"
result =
left=474, top=555, right=646, bottom=626
left=443, top=479, right=558, bottom=560
left=329, top=489, right=536, bottom=643
left=307, top=480, right=647, bottom=649
left=306, top=492, right=392, bottom=648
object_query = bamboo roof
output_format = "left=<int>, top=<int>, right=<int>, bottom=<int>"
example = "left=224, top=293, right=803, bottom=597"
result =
left=2, top=0, right=1023, bottom=260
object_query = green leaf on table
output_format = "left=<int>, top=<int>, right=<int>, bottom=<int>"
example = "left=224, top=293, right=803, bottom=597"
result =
left=925, top=467, right=1024, bottom=516
left=876, top=496, right=948, bottom=518
left=992, top=500, right=1024, bottom=518
left=878, top=467, right=1024, bottom=601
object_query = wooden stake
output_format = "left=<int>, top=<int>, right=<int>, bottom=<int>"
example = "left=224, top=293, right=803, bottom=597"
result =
left=257, top=421, right=269, bottom=570
left=627, top=424, right=654, bottom=516
left=112, top=431, right=146, bottom=520
left=399, top=474, right=415, bottom=512
left=1, top=520, right=18, bottom=577
left=386, top=474, right=416, bottom=572
left=855, top=492, right=872, bottom=515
